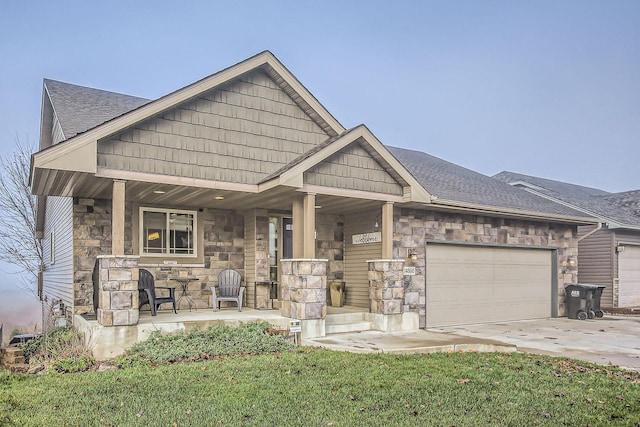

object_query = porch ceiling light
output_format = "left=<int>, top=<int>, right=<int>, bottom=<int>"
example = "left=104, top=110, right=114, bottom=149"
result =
left=215, top=196, right=225, bottom=200
left=315, top=205, right=322, bottom=209
left=153, top=190, right=166, bottom=194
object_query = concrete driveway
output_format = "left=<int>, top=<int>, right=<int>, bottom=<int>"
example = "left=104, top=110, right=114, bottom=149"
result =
left=431, top=316, right=640, bottom=371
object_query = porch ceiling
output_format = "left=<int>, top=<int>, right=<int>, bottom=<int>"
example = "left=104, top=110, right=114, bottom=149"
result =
left=33, top=169, right=386, bottom=214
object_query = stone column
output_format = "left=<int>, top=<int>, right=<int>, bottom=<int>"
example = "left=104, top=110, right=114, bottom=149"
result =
left=96, top=255, right=140, bottom=326
left=367, top=259, right=405, bottom=315
left=280, top=258, right=328, bottom=338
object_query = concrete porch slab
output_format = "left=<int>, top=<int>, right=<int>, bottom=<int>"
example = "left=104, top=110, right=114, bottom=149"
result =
left=76, top=308, right=291, bottom=360
left=305, top=330, right=517, bottom=355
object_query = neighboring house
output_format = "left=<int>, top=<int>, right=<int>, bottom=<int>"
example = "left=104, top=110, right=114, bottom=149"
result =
left=30, top=51, right=596, bottom=337
left=494, top=172, right=640, bottom=309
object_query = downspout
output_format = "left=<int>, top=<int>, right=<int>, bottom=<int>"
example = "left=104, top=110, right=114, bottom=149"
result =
left=578, top=222, right=603, bottom=242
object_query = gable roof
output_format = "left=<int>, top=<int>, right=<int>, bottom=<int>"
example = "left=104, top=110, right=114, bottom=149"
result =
left=493, top=171, right=640, bottom=229
left=259, top=125, right=432, bottom=203
left=32, top=51, right=597, bottom=225
left=32, top=50, right=346, bottom=180
left=44, top=79, right=150, bottom=140
left=389, top=147, right=595, bottom=220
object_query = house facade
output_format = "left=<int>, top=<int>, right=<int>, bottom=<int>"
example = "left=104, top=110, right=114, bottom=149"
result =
left=31, top=52, right=596, bottom=339
left=495, top=172, right=640, bottom=309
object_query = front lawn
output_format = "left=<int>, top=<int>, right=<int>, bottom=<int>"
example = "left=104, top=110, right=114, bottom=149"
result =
left=1, top=349, right=638, bottom=426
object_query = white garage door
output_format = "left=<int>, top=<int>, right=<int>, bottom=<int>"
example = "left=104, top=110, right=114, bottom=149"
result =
left=618, top=245, right=640, bottom=308
left=426, top=244, right=553, bottom=327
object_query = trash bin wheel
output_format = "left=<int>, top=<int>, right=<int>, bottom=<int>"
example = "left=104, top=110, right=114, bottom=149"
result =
left=595, top=310, right=604, bottom=318
left=587, top=309, right=596, bottom=319
left=577, top=310, right=588, bottom=320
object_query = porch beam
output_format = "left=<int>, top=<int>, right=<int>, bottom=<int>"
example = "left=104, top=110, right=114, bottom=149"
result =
left=382, top=201, right=394, bottom=259
left=303, top=193, right=316, bottom=258
left=292, top=197, right=304, bottom=258
left=112, top=180, right=126, bottom=256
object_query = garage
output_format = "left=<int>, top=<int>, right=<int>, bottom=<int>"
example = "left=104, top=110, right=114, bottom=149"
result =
left=618, top=244, right=640, bottom=308
left=426, top=243, right=555, bottom=327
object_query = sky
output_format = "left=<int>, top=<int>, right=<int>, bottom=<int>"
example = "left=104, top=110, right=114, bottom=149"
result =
left=0, top=1, right=639, bottom=331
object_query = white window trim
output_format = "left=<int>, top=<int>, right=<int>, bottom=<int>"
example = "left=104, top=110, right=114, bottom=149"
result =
left=139, top=207, right=198, bottom=258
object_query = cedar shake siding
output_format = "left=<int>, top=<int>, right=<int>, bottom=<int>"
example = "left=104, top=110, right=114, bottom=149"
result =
left=98, top=71, right=329, bottom=184
left=305, top=143, right=404, bottom=195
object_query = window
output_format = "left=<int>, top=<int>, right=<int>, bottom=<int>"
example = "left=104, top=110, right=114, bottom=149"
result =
left=140, top=208, right=196, bottom=257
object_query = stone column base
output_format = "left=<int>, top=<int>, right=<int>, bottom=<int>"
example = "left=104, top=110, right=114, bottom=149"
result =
left=96, top=255, right=140, bottom=326
left=367, top=259, right=405, bottom=315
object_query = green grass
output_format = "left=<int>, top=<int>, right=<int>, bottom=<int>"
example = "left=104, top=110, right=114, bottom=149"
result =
left=1, top=350, right=638, bottom=426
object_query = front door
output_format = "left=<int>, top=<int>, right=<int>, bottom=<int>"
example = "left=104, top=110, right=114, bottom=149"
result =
left=268, top=216, right=293, bottom=283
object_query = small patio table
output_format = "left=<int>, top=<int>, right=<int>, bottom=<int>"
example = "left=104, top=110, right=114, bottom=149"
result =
left=254, top=280, right=278, bottom=310
left=171, top=276, right=199, bottom=311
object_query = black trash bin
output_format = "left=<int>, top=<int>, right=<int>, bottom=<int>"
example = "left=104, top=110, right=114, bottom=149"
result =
left=589, top=284, right=606, bottom=318
left=565, top=284, right=606, bottom=320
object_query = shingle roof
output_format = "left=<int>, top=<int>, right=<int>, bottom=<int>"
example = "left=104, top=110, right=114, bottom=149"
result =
left=44, top=79, right=150, bottom=139
left=493, top=171, right=640, bottom=227
left=493, top=171, right=611, bottom=198
left=43, top=78, right=596, bottom=222
left=388, top=147, right=592, bottom=218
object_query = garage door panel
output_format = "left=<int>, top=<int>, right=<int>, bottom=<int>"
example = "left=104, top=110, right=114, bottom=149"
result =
left=427, top=245, right=552, bottom=327
left=618, top=245, right=640, bottom=307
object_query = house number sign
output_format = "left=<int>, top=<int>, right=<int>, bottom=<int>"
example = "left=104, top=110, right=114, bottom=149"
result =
left=352, top=232, right=382, bottom=245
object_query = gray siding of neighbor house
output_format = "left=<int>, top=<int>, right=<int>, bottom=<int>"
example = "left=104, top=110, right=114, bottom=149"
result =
left=42, top=196, right=74, bottom=311
left=305, top=143, right=403, bottom=195
left=577, top=225, right=614, bottom=307
left=98, top=70, right=329, bottom=184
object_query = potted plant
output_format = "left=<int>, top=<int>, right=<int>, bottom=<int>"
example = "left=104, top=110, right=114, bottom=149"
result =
left=329, top=281, right=346, bottom=307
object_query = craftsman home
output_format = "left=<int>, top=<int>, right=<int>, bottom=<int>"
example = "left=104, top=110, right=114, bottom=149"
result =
left=31, top=51, right=596, bottom=344
left=495, top=172, right=640, bottom=309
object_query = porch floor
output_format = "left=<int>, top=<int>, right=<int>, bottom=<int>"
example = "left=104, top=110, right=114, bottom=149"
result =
left=138, top=307, right=291, bottom=328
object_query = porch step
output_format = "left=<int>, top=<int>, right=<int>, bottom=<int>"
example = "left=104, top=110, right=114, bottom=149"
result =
left=325, top=312, right=373, bottom=334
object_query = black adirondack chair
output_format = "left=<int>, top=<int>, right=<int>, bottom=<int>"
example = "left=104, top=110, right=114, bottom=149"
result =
left=138, top=268, right=177, bottom=316
left=211, top=269, right=245, bottom=311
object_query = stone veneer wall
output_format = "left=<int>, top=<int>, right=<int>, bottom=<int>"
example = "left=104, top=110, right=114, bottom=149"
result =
left=73, top=198, right=133, bottom=314
left=368, top=260, right=405, bottom=314
left=394, top=209, right=579, bottom=326
left=73, top=198, right=244, bottom=313
left=316, top=213, right=345, bottom=281
left=145, top=207, right=243, bottom=310
left=255, top=212, right=269, bottom=282
left=280, top=259, right=327, bottom=320
left=95, top=255, right=139, bottom=326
